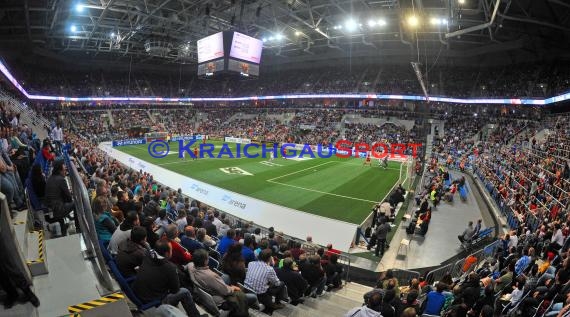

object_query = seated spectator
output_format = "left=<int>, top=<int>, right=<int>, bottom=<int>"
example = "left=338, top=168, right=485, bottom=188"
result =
left=41, top=139, right=55, bottom=161
left=302, top=235, right=319, bottom=252
left=116, top=191, right=134, bottom=215
left=346, top=291, right=382, bottom=317
left=379, top=270, right=400, bottom=298
left=180, top=226, right=205, bottom=254
left=241, top=235, right=256, bottom=266
left=252, top=228, right=262, bottom=244
left=154, top=209, right=169, bottom=236
left=217, top=229, right=236, bottom=257
left=132, top=240, right=206, bottom=317
left=244, top=249, right=289, bottom=315
left=141, top=216, right=159, bottom=248
left=221, top=244, right=246, bottom=285
left=0, top=151, right=25, bottom=211
left=402, top=291, right=420, bottom=313
left=493, top=262, right=515, bottom=294
left=325, top=243, right=341, bottom=258
left=188, top=249, right=258, bottom=313
left=116, top=226, right=149, bottom=277
left=30, top=163, right=46, bottom=202
left=162, top=224, right=191, bottom=266
left=276, top=257, right=308, bottom=306
left=289, top=242, right=305, bottom=261
left=423, top=282, right=447, bottom=315
left=108, top=210, right=139, bottom=255
left=92, top=196, right=118, bottom=244
left=300, top=254, right=327, bottom=297
left=326, top=254, right=343, bottom=290
left=196, top=228, right=216, bottom=248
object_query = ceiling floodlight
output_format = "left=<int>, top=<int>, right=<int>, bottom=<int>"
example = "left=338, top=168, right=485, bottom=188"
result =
left=345, top=19, right=358, bottom=31
left=407, top=16, right=419, bottom=27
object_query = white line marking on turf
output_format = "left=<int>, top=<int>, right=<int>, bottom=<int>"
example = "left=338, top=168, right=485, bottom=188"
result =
left=266, top=161, right=335, bottom=182
left=267, top=179, right=378, bottom=204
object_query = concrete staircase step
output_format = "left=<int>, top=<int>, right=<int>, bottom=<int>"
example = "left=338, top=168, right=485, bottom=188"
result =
left=27, top=229, right=48, bottom=276
left=343, top=282, right=374, bottom=294
left=67, top=292, right=130, bottom=317
left=13, top=210, right=29, bottom=256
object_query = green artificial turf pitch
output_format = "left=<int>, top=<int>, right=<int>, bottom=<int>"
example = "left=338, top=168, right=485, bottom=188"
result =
left=117, top=141, right=403, bottom=224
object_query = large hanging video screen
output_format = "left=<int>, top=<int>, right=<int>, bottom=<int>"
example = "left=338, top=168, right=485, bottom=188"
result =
left=229, top=32, right=263, bottom=64
left=197, top=32, right=224, bottom=64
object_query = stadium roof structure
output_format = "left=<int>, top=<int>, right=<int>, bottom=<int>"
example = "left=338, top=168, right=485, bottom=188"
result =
left=0, top=0, right=569, bottom=66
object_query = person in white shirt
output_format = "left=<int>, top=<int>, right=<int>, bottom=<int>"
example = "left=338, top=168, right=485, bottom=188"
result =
left=51, top=124, right=63, bottom=153
left=211, top=210, right=223, bottom=234
left=508, top=231, right=519, bottom=249
left=551, top=223, right=565, bottom=251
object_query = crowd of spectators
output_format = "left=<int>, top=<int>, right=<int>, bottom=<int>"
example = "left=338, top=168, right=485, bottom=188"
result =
left=11, top=62, right=570, bottom=99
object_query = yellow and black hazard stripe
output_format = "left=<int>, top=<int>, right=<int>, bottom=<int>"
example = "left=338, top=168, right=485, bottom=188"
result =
left=27, top=230, right=45, bottom=265
left=68, top=293, right=125, bottom=313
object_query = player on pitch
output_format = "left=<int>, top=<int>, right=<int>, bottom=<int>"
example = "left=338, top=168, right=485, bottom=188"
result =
left=363, top=152, right=372, bottom=166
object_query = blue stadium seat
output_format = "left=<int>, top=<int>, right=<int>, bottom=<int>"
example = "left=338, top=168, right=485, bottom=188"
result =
left=107, top=260, right=161, bottom=311
left=208, top=256, right=220, bottom=271
left=98, top=239, right=114, bottom=263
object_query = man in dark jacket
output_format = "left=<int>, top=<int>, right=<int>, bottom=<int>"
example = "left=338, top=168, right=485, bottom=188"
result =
left=132, top=240, right=206, bottom=317
left=300, top=255, right=326, bottom=296
left=116, top=226, right=148, bottom=277
left=44, top=160, right=74, bottom=236
left=180, top=226, right=206, bottom=254
left=276, top=258, right=308, bottom=305
left=375, top=218, right=391, bottom=257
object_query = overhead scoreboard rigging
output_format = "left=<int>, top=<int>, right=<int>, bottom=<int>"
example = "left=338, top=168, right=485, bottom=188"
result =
left=196, top=31, right=263, bottom=79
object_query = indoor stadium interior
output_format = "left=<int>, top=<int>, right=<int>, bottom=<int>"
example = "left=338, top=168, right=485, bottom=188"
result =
left=0, top=0, right=569, bottom=316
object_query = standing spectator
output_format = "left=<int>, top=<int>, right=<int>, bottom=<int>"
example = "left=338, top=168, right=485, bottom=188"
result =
left=374, top=218, right=391, bottom=257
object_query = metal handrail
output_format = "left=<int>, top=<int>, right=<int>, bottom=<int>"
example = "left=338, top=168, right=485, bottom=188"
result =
left=65, top=156, right=115, bottom=293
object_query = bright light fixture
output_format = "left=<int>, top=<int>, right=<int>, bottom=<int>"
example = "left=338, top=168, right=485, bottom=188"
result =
left=70, top=24, right=78, bottom=32
left=275, top=33, right=283, bottom=40
left=458, top=0, right=465, bottom=4
left=368, top=20, right=376, bottom=27
left=345, top=19, right=357, bottom=31
left=377, top=19, right=387, bottom=26
left=268, top=36, right=274, bottom=41
left=295, top=31, right=301, bottom=36
left=75, top=4, right=84, bottom=12
left=407, top=16, right=419, bottom=27
left=262, top=37, right=267, bottom=42
left=430, top=17, right=440, bottom=25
